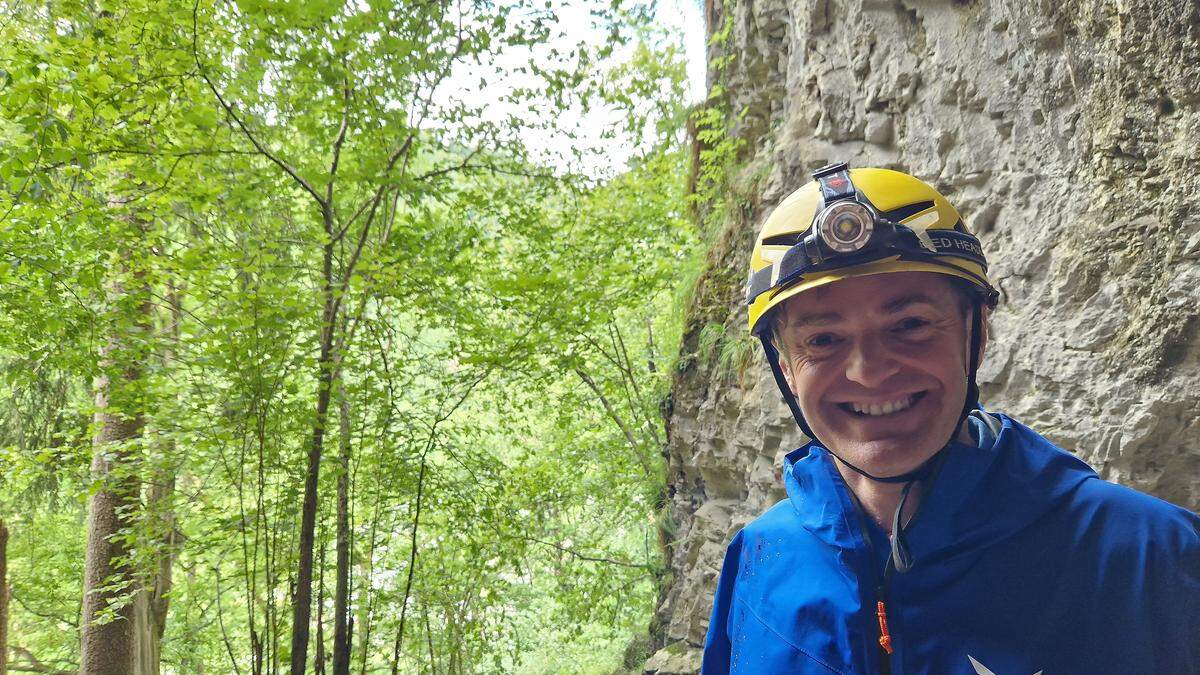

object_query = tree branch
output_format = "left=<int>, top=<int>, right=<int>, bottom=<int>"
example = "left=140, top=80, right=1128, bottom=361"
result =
left=334, top=134, right=413, bottom=243
left=519, top=534, right=655, bottom=570
left=8, top=646, right=76, bottom=675
left=327, top=75, right=352, bottom=207
left=328, top=184, right=388, bottom=334
left=391, top=367, right=494, bottom=672
left=574, top=367, right=653, bottom=476
left=410, top=152, right=565, bottom=185
left=9, top=592, right=77, bottom=628
left=191, top=0, right=326, bottom=210
left=335, top=189, right=404, bottom=363
left=389, top=442, right=429, bottom=675
left=610, top=321, right=662, bottom=447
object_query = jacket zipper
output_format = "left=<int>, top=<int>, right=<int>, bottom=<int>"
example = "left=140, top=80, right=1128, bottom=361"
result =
left=875, top=564, right=896, bottom=675
left=847, top=497, right=896, bottom=675
left=844, top=444, right=954, bottom=674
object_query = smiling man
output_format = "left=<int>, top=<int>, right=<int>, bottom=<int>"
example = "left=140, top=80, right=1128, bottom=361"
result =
left=701, top=164, right=1199, bottom=674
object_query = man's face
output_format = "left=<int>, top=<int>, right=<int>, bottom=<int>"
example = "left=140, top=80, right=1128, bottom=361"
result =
left=775, top=272, right=981, bottom=477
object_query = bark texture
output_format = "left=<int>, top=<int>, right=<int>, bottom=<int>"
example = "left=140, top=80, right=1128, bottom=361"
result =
left=81, top=204, right=156, bottom=675
left=332, top=396, right=353, bottom=675
left=80, top=329, right=145, bottom=675
left=290, top=224, right=339, bottom=675
left=649, top=1, right=1200, bottom=671
left=130, top=444, right=176, bottom=675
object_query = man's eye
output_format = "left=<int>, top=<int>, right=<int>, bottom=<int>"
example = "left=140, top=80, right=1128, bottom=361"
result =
left=806, top=333, right=840, bottom=348
left=895, top=317, right=930, bottom=332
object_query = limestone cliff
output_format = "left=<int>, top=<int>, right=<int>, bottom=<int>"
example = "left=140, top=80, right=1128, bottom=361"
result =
left=647, top=1, right=1200, bottom=671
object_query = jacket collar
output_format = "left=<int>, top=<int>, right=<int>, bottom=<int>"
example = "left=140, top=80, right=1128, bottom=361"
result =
left=782, top=414, right=1098, bottom=559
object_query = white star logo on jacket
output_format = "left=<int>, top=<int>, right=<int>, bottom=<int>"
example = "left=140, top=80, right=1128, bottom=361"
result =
left=968, top=654, right=1043, bottom=675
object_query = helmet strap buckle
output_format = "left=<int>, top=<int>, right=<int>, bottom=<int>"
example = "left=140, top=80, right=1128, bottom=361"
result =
left=803, top=233, right=825, bottom=265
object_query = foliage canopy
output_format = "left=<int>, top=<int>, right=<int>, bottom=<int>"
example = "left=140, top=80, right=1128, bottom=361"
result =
left=0, top=0, right=699, bottom=672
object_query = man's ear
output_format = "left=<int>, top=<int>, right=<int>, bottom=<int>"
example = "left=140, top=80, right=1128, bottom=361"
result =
left=966, top=305, right=989, bottom=367
left=976, top=306, right=989, bottom=364
left=777, top=345, right=798, bottom=396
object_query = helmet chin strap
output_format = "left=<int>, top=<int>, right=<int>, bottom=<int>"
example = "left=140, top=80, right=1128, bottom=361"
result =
left=831, top=448, right=941, bottom=483
left=762, top=302, right=986, bottom=573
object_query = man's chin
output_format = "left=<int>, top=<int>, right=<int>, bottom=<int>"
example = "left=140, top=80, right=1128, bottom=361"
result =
left=827, top=438, right=943, bottom=478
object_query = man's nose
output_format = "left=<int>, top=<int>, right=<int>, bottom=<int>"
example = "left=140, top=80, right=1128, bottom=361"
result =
left=844, top=334, right=899, bottom=388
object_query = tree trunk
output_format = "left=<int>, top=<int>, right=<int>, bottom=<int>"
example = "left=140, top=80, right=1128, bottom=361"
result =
left=355, top=489, right=384, bottom=675
left=130, top=446, right=176, bottom=675
left=1, top=518, right=8, bottom=675
left=332, top=395, right=353, bottom=675
left=132, top=593, right=160, bottom=675
left=291, top=239, right=338, bottom=675
left=131, top=282, right=181, bottom=675
left=315, top=534, right=328, bottom=675
left=80, top=335, right=145, bottom=674
left=390, top=451, right=429, bottom=675
left=80, top=208, right=151, bottom=675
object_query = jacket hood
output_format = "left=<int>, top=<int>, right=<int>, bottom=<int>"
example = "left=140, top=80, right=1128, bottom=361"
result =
left=782, top=413, right=1099, bottom=562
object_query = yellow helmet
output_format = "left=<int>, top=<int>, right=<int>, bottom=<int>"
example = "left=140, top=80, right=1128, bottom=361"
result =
left=746, top=163, right=998, bottom=335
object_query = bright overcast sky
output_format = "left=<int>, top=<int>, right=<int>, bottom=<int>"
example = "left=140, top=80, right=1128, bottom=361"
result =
left=553, top=0, right=706, bottom=175
left=433, top=0, right=707, bottom=177
left=662, top=0, right=707, bottom=102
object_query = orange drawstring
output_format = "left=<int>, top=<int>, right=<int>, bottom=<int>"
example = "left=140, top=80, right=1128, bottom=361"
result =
left=876, top=600, right=894, bottom=654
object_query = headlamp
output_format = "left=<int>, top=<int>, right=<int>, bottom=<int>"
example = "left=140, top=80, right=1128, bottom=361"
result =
left=816, top=200, right=875, bottom=253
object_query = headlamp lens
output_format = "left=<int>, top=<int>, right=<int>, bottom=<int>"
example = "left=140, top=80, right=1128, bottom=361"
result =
left=817, top=201, right=874, bottom=253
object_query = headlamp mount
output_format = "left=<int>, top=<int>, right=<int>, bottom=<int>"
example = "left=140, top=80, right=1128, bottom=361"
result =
left=810, top=162, right=878, bottom=258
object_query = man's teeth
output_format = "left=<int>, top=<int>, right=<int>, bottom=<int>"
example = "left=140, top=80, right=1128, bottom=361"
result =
left=849, top=395, right=916, bottom=416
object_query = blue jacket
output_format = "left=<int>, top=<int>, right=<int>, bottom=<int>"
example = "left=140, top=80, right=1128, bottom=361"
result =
left=702, top=414, right=1200, bottom=674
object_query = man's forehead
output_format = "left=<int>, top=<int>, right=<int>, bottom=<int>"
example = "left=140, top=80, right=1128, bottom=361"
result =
left=778, top=273, right=960, bottom=326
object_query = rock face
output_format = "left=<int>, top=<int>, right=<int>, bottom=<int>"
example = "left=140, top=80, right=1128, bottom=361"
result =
left=649, top=0, right=1200, bottom=670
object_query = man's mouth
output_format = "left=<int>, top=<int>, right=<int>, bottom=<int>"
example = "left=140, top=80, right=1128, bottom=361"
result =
left=837, top=392, right=926, bottom=417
